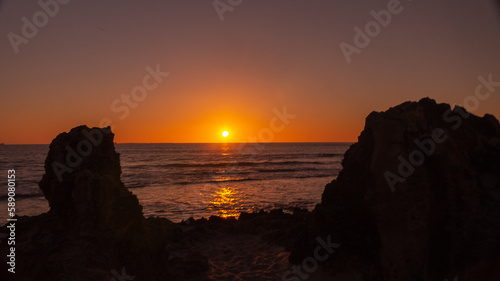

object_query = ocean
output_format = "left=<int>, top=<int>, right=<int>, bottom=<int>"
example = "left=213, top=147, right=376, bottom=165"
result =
left=0, top=143, right=350, bottom=222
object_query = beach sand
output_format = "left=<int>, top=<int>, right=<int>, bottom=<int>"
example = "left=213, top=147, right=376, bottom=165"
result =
left=171, top=216, right=355, bottom=281
left=194, top=232, right=289, bottom=280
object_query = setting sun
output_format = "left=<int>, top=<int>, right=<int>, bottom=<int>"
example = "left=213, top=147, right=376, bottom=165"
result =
left=222, top=131, right=229, bottom=138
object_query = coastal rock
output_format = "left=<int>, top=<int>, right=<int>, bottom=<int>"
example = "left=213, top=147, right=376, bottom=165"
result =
left=39, top=126, right=144, bottom=233
left=290, top=98, right=500, bottom=281
left=0, top=126, right=207, bottom=281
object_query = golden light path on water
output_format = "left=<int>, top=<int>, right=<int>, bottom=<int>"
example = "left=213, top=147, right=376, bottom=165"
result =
left=209, top=186, right=240, bottom=219
left=207, top=143, right=240, bottom=218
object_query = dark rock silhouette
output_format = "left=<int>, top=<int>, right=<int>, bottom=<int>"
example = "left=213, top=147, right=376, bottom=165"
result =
left=0, top=126, right=207, bottom=281
left=39, top=126, right=144, bottom=233
left=290, top=98, right=500, bottom=281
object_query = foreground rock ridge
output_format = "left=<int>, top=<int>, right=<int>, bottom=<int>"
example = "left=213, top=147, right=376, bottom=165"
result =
left=290, top=98, right=500, bottom=281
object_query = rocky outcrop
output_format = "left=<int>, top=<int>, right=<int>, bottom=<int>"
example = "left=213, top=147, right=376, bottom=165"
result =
left=39, top=125, right=144, bottom=234
left=0, top=126, right=207, bottom=281
left=290, top=98, right=500, bottom=281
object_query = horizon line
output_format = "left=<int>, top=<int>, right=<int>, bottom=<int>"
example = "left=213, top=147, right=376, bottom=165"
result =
left=1, top=141, right=356, bottom=145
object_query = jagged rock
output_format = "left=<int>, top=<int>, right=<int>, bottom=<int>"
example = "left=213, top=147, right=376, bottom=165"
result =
left=39, top=125, right=144, bottom=233
left=0, top=126, right=206, bottom=281
left=290, top=98, right=500, bottom=281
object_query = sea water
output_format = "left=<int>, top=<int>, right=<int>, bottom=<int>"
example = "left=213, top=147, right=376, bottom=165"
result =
left=0, top=143, right=350, bottom=222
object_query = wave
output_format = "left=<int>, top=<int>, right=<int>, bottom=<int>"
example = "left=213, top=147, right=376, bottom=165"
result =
left=0, top=173, right=336, bottom=197
left=256, top=167, right=322, bottom=173
left=253, top=152, right=342, bottom=159
left=173, top=173, right=335, bottom=186
left=174, top=178, right=257, bottom=185
left=291, top=174, right=333, bottom=179
left=127, top=160, right=337, bottom=169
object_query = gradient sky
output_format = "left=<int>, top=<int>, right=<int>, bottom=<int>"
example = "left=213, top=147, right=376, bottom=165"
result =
left=1, top=0, right=500, bottom=144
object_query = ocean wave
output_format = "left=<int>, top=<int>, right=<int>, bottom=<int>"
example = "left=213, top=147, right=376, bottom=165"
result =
left=255, top=167, right=320, bottom=173
left=174, top=178, right=256, bottom=185
left=291, top=174, right=333, bottom=179
left=152, top=160, right=336, bottom=169
left=172, top=173, right=335, bottom=186
left=123, top=155, right=341, bottom=170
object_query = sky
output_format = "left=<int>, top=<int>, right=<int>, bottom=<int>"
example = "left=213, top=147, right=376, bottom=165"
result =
left=1, top=0, right=500, bottom=144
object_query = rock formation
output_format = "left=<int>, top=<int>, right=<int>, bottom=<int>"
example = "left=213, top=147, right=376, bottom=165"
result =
left=39, top=125, right=144, bottom=233
left=0, top=126, right=206, bottom=281
left=290, top=98, right=500, bottom=281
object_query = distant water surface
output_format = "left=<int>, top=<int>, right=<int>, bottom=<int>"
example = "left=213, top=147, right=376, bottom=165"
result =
left=0, top=143, right=350, bottom=222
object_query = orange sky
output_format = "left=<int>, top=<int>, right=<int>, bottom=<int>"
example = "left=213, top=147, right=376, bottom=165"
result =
left=1, top=0, right=500, bottom=144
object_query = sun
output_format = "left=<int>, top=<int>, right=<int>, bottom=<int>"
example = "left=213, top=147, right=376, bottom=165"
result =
left=222, top=131, right=229, bottom=138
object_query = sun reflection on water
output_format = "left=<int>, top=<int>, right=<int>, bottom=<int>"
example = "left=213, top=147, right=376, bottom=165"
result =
left=206, top=143, right=242, bottom=218
left=220, top=142, right=231, bottom=157
left=209, top=186, right=240, bottom=218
